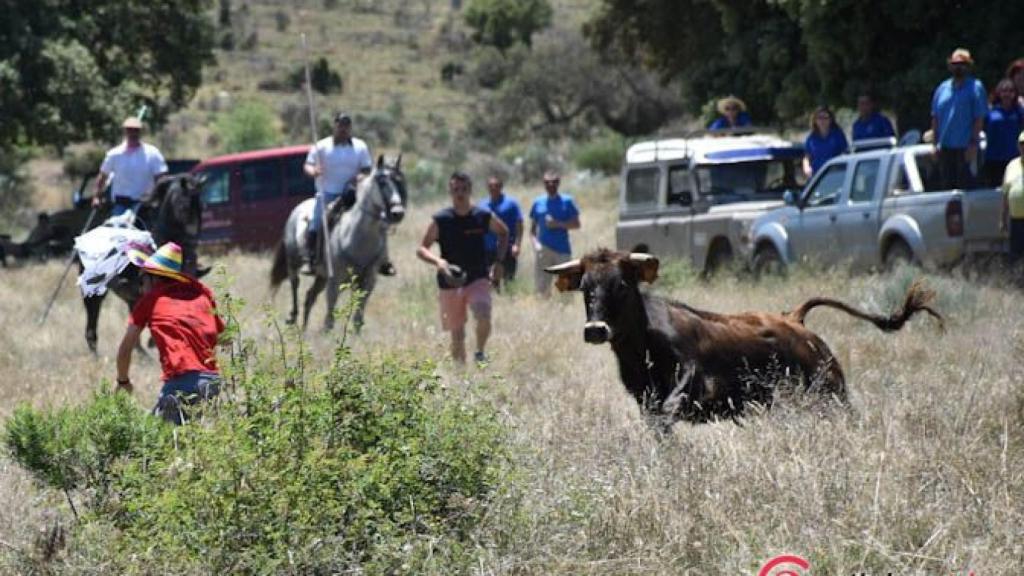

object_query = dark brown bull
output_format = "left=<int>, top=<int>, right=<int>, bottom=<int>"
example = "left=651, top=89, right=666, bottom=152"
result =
left=546, top=249, right=943, bottom=424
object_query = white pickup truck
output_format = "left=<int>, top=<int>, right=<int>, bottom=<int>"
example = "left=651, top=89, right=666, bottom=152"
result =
left=748, top=143, right=1007, bottom=273
left=616, top=131, right=806, bottom=273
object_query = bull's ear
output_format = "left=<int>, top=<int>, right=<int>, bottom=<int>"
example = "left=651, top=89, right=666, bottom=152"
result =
left=627, top=253, right=659, bottom=283
left=545, top=259, right=583, bottom=292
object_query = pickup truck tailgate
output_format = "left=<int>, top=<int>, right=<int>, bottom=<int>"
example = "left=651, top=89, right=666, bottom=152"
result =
left=962, top=187, right=1006, bottom=242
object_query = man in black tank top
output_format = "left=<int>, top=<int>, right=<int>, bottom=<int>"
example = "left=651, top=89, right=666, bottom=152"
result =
left=417, top=172, right=509, bottom=364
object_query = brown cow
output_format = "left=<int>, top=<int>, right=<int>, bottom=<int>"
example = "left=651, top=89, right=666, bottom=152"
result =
left=546, top=249, right=943, bottom=424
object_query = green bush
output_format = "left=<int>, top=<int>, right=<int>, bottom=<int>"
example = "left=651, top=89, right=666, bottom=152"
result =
left=464, top=0, right=553, bottom=51
left=214, top=101, right=282, bottom=153
left=572, top=134, right=625, bottom=176
left=500, top=142, right=558, bottom=183
left=6, top=345, right=509, bottom=573
left=355, top=111, right=397, bottom=147
left=288, top=57, right=343, bottom=95
left=408, top=158, right=447, bottom=198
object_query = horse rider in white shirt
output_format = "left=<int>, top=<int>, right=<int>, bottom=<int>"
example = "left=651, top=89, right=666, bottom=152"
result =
left=303, top=112, right=396, bottom=276
left=92, top=117, right=168, bottom=218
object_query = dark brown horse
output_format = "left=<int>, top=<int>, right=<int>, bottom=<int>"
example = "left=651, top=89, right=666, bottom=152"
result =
left=82, top=173, right=206, bottom=353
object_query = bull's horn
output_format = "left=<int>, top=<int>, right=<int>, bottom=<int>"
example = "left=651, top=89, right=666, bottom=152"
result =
left=544, top=259, right=581, bottom=274
left=628, top=253, right=656, bottom=262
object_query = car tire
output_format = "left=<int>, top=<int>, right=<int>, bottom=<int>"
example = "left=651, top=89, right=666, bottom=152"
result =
left=753, top=244, right=786, bottom=279
left=703, top=240, right=733, bottom=277
left=884, top=239, right=914, bottom=270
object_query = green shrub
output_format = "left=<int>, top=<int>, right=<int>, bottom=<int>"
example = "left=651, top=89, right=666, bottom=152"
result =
left=288, top=57, right=343, bottom=95
left=500, top=142, right=558, bottom=183
left=355, top=111, right=397, bottom=147
left=464, top=0, right=553, bottom=51
left=6, top=344, right=509, bottom=573
left=408, top=158, right=447, bottom=198
left=572, top=134, right=626, bottom=176
left=214, top=101, right=282, bottom=153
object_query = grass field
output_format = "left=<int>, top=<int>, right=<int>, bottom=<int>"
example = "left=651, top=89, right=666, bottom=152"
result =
left=1, top=173, right=1022, bottom=574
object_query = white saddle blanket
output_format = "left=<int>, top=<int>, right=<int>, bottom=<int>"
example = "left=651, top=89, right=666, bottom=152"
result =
left=75, top=214, right=155, bottom=297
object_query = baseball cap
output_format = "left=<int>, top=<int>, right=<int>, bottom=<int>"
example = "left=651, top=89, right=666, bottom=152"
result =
left=334, top=112, right=352, bottom=124
left=122, top=117, right=143, bottom=129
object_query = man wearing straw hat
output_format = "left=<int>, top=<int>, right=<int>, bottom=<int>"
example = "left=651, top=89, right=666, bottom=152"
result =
left=115, top=242, right=224, bottom=425
left=92, top=116, right=168, bottom=217
left=931, top=48, right=988, bottom=189
left=708, top=96, right=752, bottom=130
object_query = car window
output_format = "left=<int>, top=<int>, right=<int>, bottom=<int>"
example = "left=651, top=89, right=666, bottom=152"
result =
left=199, top=168, right=231, bottom=206
left=668, top=165, right=691, bottom=203
left=240, top=160, right=283, bottom=202
left=624, top=167, right=660, bottom=210
left=284, top=154, right=315, bottom=197
left=849, top=159, right=880, bottom=203
left=804, top=164, right=846, bottom=207
left=889, top=156, right=912, bottom=196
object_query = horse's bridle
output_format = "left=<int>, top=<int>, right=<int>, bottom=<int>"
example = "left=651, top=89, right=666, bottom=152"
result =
left=361, top=168, right=406, bottom=223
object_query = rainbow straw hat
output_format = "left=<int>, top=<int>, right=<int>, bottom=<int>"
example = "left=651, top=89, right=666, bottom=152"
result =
left=138, top=242, right=190, bottom=282
left=126, top=241, right=154, bottom=268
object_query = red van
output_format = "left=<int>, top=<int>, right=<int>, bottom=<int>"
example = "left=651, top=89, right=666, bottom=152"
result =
left=191, top=145, right=314, bottom=250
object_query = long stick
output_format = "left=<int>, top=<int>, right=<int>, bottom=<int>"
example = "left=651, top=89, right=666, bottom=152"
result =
left=37, top=206, right=99, bottom=325
left=301, top=33, right=334, bottom=280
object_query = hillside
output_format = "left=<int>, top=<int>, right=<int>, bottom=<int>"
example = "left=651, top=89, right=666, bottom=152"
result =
left=23, top=0, right=598, bottom=216
left=161, top=0, right=599, bottom=158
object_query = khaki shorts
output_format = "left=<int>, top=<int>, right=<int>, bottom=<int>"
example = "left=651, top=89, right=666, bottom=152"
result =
left=439, top=278, right=492, bottom=331
left=534, top=247, right=571, bottom=295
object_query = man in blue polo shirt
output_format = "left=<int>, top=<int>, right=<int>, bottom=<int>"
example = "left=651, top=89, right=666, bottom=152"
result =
left=479, top=175, right=523, bottom=286
left=529, top=170, right=580, bottom=296
left=931, top=48, right=988, bottom=189
left=852, top=94, right=896, bottom=142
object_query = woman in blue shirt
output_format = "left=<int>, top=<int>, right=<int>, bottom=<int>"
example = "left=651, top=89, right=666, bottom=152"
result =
left=708, top=96, right=752, bottom=131
left=983, top=78, right=1024, bottom=186
left=803, top=106, right=849, bottom=177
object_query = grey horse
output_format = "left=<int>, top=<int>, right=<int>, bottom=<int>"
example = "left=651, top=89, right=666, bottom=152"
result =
left=271, top=155, right=406, bottom=331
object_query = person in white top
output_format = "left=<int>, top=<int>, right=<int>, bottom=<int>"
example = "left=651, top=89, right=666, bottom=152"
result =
left=92, top=117, right=168, bottom=217
left=302, top=112, right=375, bottom=273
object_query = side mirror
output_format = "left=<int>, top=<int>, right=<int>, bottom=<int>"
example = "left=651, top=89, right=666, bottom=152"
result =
left=783, top=190, right=796, bottom=206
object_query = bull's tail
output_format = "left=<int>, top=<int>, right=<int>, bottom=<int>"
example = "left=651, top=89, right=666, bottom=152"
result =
left=270, top=240, right=289, bottom=294
left=789, top=280, right=944, bottom=332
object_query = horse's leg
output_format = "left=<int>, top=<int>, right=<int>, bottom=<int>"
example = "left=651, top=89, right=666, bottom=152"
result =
left=302, top=275, right=326, bottom=333
left=324, top=276, right=340, bottom=332
left=287, top=273, right=299, bottom=325
left=84, top=294, right=104, bottom=354
left=353, top=270, right=378, bottom=333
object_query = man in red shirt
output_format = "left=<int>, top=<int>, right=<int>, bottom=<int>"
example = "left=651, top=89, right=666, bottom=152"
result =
left=115, top=242, right=224, bottom=424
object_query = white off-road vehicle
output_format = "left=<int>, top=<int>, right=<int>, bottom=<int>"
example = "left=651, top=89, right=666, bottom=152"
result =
left=616, top=129, right=806, bottom=273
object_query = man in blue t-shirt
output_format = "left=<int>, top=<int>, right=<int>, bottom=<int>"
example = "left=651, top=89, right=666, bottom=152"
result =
left=479, top=175, right=523, bottom=285
left=529, top=170, right=581, bottom=296
left=852, top=94, right=896, bottom=142
left=931, top=48, right=988, bottom=189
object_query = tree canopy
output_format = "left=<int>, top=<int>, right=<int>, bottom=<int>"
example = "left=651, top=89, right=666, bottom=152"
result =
left=586, top=0, right=1024, bottom=130
left=0, top=0, right=215, bottom=151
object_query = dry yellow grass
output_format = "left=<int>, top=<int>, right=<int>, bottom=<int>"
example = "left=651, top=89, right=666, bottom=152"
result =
left=1, top=175, right=1023, bottom=574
